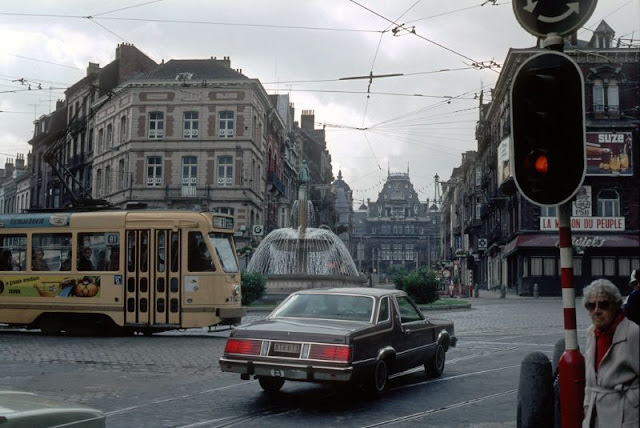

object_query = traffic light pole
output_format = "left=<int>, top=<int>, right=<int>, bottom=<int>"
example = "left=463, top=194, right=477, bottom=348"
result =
left=557, top=201, right=585, bottom=428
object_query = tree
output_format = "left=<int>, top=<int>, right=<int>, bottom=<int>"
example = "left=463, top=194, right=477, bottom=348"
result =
left=241, top=271, right=266, bottom=306
left=396, top=267, right=440, bottom=304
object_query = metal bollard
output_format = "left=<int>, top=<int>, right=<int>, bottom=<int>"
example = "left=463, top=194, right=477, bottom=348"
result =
left=500, top=285, right=506, bottom=298
left=533, top=283, right=539, bottom=298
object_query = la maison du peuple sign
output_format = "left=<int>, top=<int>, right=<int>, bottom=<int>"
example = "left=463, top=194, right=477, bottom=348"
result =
left=540, top=216, right=625, bottom=231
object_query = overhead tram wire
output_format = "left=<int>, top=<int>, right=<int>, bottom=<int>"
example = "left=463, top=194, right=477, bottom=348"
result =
left=348, top=0, right=499, bottom=72
left=0, top=12, right=383, bottom=35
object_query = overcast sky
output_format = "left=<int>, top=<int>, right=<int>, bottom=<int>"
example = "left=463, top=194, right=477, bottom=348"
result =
left=1, top=0, right=638, bottom=206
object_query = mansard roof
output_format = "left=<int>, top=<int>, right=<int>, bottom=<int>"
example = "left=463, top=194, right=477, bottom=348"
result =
left=139, top=58, right=248, bottom=81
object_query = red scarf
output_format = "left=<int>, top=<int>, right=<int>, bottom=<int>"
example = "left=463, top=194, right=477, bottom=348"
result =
left=593, top=312, right=624, bottom=371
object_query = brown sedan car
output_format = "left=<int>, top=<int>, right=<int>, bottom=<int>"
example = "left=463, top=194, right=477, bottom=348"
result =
left=219, top=287, right=456, bottom=395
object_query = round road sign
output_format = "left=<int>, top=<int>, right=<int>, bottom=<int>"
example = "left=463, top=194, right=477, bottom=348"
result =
left=512, top=0, right=597, bottom=37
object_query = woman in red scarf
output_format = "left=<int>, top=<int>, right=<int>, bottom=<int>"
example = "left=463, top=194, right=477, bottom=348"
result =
left=582, top=279, right=639, bottom=428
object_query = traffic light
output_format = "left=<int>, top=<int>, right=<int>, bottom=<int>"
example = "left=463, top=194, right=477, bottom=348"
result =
left=510, top=51, right=586, bottom=206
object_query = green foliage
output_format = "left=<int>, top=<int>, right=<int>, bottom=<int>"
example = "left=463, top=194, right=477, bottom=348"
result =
left=392, top=267, right=408, bottom=290
left=241, top=271, right=266, bottom=306
left=395, top=267, right=440, bottom=304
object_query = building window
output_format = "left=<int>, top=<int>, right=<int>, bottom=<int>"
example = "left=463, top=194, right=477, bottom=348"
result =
left=105, top=165, right=111, bottom=194
left=215, top=207, right=234, bottom=215
left=531, top=257, right=542, bottom=276
left=597, top=189, right=620, bottom=217
left=541, top=206, right=557, bottom=217
left=543, top=258, right=555, bottom=276
left=181, top=156, right=198, bottom=197
left=146, top=156, right=163, bottom=186
left=217, top=156, right=233, bottom=187
left=149, top=111, right=164, bottom=139
left=120, top=116, right=127, bottom=143
left=97, top=128, right=104, bottom=153
left=88, top=128, right=94, bottom=152
left=572, top=257, right=582, bottom=276
left=118, top=159, right=125, bottom=189
left=183, top=111, right=199, bottom=138
left=96, top=169, right=102, bottom=197
left=106, top=124, right=113, bottom=149
left=218, top=111, right=234, bottom=138
left=592, top=79, right=619, bottom=114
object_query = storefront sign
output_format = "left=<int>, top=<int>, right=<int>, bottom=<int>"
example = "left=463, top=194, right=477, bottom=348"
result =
left=586, top=132, right=633, bottom=176
left=540, top=216, right=625, bottom=231
left=572, top=185, right=592, bottom=217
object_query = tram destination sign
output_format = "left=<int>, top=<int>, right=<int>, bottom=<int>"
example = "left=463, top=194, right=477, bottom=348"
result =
left=512, top=0, right=597, bottom=37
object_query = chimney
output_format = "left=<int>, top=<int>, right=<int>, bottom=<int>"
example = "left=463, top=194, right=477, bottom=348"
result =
left=87, top=62, right=100, bottom=76
left=301, top=110, right=315, bottom=130
left=4, top=158, right=14, bottom=178
left=15, top=153, right=25, bottom=170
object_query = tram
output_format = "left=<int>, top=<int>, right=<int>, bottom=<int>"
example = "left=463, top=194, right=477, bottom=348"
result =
left=0, top=210, right=245, bottom=335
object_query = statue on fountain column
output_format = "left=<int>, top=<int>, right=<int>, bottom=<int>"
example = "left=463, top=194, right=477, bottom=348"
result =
left=298, top=160, right=310, bottom=184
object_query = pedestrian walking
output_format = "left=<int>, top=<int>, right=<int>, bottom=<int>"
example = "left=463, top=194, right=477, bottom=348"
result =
left=582, top=279, right=639, bottom=428
left=623, top=268, right=640, bottom=325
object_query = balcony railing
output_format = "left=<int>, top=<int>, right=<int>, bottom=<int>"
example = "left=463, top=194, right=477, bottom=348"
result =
left=164, top=186, right=211, bottom=200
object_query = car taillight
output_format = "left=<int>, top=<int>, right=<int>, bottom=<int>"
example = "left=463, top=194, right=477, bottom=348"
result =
left=224, top=338, right=262, bottom=355
left=308, top=344, right=351, bottom=362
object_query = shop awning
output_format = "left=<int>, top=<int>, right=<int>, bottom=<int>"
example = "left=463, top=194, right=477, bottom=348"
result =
left=503, top=234, right=640, bottom=256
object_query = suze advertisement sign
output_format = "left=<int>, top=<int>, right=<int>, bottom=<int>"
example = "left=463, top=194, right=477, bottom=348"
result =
left=586, top=132, right=633, bottom=176
left=540, top=216, right=625, bottom=231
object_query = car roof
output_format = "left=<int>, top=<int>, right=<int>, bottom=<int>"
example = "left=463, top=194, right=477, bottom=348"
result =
left=292, top=287, right=404, bottom=298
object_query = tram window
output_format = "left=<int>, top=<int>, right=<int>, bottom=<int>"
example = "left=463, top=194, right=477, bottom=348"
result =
left=0, top=234, right=26, bottom=271
left=170, top=232, right=179, bottom=272
left=140, top=230, right=149, bottom=273
left=78, top=232, right=120, bottom=271
left=157, top=231, right=166, bottom=273
left=127, top=231, right=136, bottom=272
left=32, top=233, right=71, bottom=271
left=209, top=233, right=239, bottom=273
left=188, top=232, right=214, bottom=272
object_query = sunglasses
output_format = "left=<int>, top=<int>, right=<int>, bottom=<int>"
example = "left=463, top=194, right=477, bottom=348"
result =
left=585, top=301, right=613, bottom=311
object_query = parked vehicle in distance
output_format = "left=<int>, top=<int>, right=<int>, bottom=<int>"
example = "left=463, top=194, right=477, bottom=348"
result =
left=219, top=287, right=456, bottom=395
left=0, top=390, right=105, bottom=427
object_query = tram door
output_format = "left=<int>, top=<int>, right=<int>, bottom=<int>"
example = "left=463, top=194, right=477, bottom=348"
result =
left=153, top=229, right=181, bottom=325
left=125, top=229, right=181, bottom=327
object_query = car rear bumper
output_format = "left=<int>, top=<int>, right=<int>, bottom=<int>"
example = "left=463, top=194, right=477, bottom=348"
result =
left=219, top=357, right=354, bottom=382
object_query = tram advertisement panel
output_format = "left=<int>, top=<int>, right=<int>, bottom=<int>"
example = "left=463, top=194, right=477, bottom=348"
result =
left=0, top=275, right=101, bottom=297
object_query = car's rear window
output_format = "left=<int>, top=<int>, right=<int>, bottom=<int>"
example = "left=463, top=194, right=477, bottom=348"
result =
left=272, top=294, right=374, bottom=322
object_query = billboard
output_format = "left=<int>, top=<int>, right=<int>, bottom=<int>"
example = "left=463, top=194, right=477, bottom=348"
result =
left=497, top=137, right=511, bottom=186
left=586, top=132, right=633, bottom=176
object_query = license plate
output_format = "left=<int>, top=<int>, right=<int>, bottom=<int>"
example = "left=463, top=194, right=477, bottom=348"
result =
left=272, top=342, right=300, bottom=355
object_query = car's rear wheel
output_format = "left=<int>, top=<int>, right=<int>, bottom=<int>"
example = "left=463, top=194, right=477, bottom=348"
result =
left=369, top=359, right=388, bottom=396
left=425, top=343, right=445, bottom=378
left=258, top=376, right=285, bottom=392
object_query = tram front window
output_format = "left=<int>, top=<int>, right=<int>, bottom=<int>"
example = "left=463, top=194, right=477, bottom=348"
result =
left=209, top=234, right=239, bottom=273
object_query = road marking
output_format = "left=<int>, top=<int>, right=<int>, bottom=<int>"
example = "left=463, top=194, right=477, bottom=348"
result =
left=361, top=388, right=518, bottom=427
left=104, top=381, right=255, bottom=416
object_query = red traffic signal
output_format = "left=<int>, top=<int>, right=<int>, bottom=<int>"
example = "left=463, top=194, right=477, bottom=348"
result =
left=510, top=51, right=586, bottom=206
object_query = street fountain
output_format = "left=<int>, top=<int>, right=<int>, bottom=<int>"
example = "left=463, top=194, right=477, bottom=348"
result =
left=247, top=161, right=364, bottom=296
